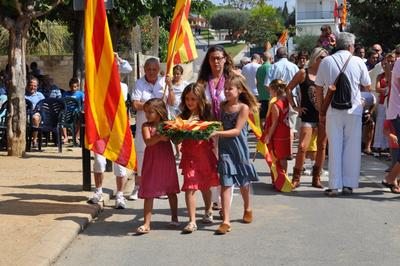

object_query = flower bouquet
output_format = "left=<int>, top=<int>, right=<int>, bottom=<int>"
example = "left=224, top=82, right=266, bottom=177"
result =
left=158, top=117, right=222, bottom=143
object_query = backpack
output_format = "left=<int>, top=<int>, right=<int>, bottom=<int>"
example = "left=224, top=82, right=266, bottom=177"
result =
left=331, top=55, right=352, bottom=110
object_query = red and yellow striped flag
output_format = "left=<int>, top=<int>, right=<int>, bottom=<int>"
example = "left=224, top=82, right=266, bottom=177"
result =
left=341, top=0, right=347, bottom=27
left=247, top=102, right=292, bottom=193
left=84, top=0, right=136, bottom=169
left=278, top=30, right=289, bottom=47
left=166, top=0, right=198, bottom=75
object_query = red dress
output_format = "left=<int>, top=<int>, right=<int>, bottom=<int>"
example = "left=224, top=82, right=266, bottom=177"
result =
left=139, top=127, right=180, bottom=199
left=265, top=97, right=290, bottom=160
left=179, top=139, right=220, bottom=191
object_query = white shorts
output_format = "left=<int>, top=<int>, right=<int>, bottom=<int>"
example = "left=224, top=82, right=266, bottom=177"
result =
left=93, top=153, right=127, bottom=177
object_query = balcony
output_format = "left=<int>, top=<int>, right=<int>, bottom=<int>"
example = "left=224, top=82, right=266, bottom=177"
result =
left=297, top=11, right=334, bottom=20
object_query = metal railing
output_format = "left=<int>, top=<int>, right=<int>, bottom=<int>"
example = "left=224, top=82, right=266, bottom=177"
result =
left=297, top=11, right=334, bottom=20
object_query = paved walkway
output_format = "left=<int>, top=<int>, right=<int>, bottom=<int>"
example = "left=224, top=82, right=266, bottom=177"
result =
left=0, top=146, right=130, bottom=266
left=53, top=139, right=400, bottom=266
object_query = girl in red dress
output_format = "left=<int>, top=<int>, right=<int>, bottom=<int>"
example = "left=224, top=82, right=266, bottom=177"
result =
left=178, top=83, right=220, bottom=233
left=264, top=79, right=291, bottom=172
left=136, top=99, right=180, bottom=234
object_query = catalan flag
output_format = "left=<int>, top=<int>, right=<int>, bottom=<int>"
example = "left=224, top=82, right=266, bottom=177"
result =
left=277, top=30, right=289, bottom=47
left=84, top=0, right=136, bottom=169
left=341, top=0, right=347, bottom=27
left=247, top=102, right=292, bottom=193
left=166, top=0, right=198, bottom=75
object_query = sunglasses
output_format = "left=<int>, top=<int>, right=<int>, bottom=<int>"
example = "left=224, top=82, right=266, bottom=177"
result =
left=319, top=56, right=326, bottom=59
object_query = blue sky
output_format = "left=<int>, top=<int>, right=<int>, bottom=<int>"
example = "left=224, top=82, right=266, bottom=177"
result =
left=211, top=0, right=295, bottom=11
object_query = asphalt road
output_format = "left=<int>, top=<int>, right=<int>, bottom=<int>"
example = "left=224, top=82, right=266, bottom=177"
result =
left=55, top=141, right=400, bottom=266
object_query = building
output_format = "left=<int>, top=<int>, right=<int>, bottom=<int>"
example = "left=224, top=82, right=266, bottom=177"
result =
left=295, top=0, right=342, bottom=36
left=188, top=14, right=208, bottom=29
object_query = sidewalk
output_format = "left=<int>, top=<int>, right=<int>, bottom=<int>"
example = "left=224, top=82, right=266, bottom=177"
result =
left=0, top=141, right=393, bottom=265
left=0, top=146, right=133, bottom=266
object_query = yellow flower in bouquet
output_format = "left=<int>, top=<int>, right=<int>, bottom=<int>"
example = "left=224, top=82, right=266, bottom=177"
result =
left=158, top=117, right=222, bottom=143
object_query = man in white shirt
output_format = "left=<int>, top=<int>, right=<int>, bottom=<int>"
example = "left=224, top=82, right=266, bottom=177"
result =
left=315, top=32, right=371, bottom=196
left=241, top=54, right=261, bottom=97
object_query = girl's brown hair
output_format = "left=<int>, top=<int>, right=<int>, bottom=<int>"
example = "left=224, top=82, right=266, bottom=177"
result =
left=143, top=98, right=168, bottom=122
left=179, top=83, right=212, bottom=120
left=225, top=75, right=259, bottom=113
left=269, top=79, right=287, bottom=96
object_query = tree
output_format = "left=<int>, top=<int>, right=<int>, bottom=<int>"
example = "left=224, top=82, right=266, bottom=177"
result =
left=293, top=35, right=319, bottom=54
left=210, top=9, right=250, bottom=43
left=244, top=4, right=284, bottom=46
left=348, top=0, right=400, bottom=49
left=0, top=0, right=63, bottom=156
left=222, top=0, right=263, bottom=9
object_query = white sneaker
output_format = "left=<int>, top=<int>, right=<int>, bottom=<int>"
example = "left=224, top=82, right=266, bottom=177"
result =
left=128, top=187, right=139, bottom=201
left=87, top=191, right=103, bottom=204
left=201, top=211, right=213, bottom=224
left=115, top=195, right=127, bottom=209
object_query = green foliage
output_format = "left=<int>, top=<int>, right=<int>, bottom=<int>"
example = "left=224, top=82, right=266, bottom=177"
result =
left=221, top=43, right=247, bottom=58
left=138, top=15, right=153, bottom=55
left=348, top=0, right=400, bottom=50
left=222, top=0, right=260, bottom=9
left=191, top=0, right=215, bottom=17
left=244, top=4, right=284, bottom=46
left=0, top=26, right=8, bottom=55
left=293, top=35, right=319, bottom=54
left=210, top=9, right=250, bottom=41
left=159, top=26, right=169, bottom=62
left=28, top=20, right=72, bottom=55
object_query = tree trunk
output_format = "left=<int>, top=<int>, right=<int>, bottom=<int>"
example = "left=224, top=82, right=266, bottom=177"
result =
left=7, top=18, right=30, bottom=156
left=72, top=11, right=85, bottom=82
left=151, top=16, right=159, bottom=57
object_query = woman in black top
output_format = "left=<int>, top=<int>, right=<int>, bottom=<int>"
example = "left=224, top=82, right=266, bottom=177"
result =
left=285, top=47, right=328, bottom=189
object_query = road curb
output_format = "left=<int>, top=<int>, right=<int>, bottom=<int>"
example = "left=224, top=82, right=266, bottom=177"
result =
left=15, top=180, right=114, bottom=266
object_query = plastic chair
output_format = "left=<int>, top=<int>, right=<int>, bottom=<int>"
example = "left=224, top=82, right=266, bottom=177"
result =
left=27, top=98, right=66, bottom=152
left=61, top=97, right=81, bottom=146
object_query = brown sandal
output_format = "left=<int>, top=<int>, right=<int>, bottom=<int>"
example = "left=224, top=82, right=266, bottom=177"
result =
left=243, top=210, right=253, bottom=223
left=215, top=223, right=231, bottom=234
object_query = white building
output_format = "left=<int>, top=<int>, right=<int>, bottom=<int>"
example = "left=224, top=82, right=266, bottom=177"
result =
left=295, top=0, right=342, bottom=36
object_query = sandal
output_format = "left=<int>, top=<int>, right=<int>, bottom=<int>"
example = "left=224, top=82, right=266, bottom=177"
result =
left=324, top=189, right=338, bottom=197
left=390, top=185, right=400, bottom=194
left=381, top=180, right=395, bottom=188
left=215, top=223, right=231, bottom=235
left=243, top=210, right=253, bottom=224
left=182, top=222, right=197, bottom=233
left=136, top=225, right=150, bottom=235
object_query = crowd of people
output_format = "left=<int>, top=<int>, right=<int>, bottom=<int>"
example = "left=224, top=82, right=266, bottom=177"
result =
left=87, top=29, right=400, bottom=236
left=2, top=26, right=399, bottom=236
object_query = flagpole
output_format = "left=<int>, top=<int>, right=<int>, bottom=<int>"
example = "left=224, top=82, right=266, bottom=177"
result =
left=163, top=0, right=190, bottom=99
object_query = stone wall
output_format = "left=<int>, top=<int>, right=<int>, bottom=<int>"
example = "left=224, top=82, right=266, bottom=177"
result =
left=0, top=55, right=73, bottom=90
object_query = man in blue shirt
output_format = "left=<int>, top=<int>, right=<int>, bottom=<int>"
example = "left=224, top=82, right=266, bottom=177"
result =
left=25, top=77, right=45, bottom=146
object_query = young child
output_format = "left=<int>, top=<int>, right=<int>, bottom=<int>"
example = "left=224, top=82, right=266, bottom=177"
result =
left=136, top=98, right=180, bottom=234
left=178, top=83, right=220, bottom=233
left=210, top=75, right=259, bottom=235
left=318, top=25, right=336, bottom=52
left=264, top=79, right=290, bottom=173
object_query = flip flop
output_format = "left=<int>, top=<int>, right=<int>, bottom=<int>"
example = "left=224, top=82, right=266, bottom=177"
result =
left=136, top=225, right=150, bottom=234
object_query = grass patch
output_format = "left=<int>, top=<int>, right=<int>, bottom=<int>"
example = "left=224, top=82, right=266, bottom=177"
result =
left=221, top=43, right=246, bottom=58
left=199, top=29, right=214, bottom=41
